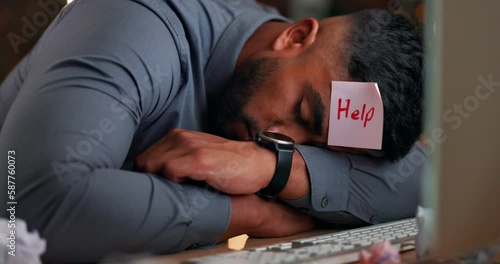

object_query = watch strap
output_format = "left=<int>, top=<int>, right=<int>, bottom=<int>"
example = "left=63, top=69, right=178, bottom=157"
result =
left=258, top=147, right=294, bottom=197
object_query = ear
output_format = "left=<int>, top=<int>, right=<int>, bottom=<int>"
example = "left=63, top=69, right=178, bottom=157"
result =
left=272, top=18, right=319, bottom=53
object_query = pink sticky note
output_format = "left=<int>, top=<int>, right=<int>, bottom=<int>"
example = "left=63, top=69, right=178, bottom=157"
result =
left=328, top=81, right=383, bottom=150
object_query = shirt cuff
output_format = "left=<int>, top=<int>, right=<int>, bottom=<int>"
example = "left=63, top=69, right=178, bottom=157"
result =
left=281, top=194, right=367, bottom=226
left=294, top=145, right=351, bottom=212
left=175, top=184, right=231, bottom=251
left=293, top=143, right=424, bottom=224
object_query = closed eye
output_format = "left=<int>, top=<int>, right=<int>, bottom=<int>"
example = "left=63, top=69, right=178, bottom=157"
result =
left=295, top=101, right=306, bottom=126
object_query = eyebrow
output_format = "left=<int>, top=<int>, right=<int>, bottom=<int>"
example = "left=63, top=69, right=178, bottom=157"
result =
left=305, top=82, right=326, bottom=136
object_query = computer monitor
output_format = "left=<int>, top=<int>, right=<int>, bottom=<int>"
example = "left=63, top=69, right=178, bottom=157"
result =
left=423, top=0, right=500, bottom=258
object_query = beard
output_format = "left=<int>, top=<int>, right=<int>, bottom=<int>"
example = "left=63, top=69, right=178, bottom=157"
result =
left=210, top=57, right=281, bottom=139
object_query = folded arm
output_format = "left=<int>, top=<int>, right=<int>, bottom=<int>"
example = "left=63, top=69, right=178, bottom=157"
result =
left=0, top=61, right=232, bottom=262
left=137, top=130, right=425, bottom=226
left=0, top=1, right=226, bottom=262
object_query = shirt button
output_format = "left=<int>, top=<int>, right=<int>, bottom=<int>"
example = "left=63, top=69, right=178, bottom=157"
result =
left=321, top=197, right=329, bottom=208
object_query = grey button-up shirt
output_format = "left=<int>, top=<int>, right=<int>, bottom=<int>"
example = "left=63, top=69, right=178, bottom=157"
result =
left=0, top=0, right=425, bottom=262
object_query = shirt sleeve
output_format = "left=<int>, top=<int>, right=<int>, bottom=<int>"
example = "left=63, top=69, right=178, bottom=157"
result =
left=0, top=0, right=230, bottom=262
left=285, top=144, right=425, bottom=225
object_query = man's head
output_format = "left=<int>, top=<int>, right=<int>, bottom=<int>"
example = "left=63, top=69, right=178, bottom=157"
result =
left=213, top=9, right=423, bottom=161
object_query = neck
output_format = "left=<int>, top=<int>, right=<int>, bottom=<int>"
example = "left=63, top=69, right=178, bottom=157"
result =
left=235, top=21, right=290, bottom=70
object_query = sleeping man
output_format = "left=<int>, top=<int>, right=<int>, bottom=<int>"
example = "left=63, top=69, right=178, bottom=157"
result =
left=0, top=0, right=424, bottom=262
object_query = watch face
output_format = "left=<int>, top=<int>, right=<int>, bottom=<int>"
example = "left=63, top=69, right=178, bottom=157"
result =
left=259, top=131, right=295, bottom=145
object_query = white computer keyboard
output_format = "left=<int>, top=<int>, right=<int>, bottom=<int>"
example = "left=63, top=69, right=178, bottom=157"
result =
left=183, top=218, right=418, bottom=264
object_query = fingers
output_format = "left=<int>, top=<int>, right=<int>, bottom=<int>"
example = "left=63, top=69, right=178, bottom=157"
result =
left=169, top=128, right=228, bottom=142
left=135, top=128, right=189, bottom=165
left=160, top=150, right=253, bottom=194
left=134, top=128, right=270, bottom=194
left=159, top=149, right=215, bottom=182
left=137, top=144, right=237, bottom=187
left=135, top=128, right=227, bottom=173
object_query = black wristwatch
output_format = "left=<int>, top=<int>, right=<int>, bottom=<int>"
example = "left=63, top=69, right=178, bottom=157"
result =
left=255, top=130, right=295, bottom=197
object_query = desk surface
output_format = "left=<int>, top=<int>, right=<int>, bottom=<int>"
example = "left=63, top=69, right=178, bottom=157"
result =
left=137, top=229, right=417, bottom=264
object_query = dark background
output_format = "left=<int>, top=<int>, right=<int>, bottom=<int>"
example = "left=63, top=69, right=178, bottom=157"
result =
left=0, top=0, right=424, bottom=82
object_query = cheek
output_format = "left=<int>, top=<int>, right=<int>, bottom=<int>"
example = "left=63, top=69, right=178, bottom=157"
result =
left=243, top=77, right=300, bottom=128
left=244, top=96, right=273, bottom=123
left=244, top=85, right=278, bottom=117
left=317, top=132, right=329, bottom=145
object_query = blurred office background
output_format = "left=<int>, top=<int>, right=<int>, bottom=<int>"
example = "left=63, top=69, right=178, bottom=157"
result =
left=0, top=0, right=424, bottom=82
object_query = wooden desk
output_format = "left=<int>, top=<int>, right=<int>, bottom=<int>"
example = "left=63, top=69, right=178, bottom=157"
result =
left=136, top=230, right=417, bottom=264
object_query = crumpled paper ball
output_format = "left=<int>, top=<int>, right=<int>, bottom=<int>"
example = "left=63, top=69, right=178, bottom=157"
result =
left=359, top=240, right=402, bottom=264
left=0, top=217, right=46, bottom=264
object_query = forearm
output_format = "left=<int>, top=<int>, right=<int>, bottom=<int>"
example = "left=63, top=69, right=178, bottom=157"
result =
left=218, top=195, right=264, bottom=242
left=219, top=195, right=315, bottom=242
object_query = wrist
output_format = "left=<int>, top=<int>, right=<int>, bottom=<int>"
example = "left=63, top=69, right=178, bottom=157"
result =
left=254, top=143, right=277, bottom=190
left=218, top=195, right=265, bottom=242
left=278, top=150, right=310, bottom=200
left=254, top=131, right=295, bottom=196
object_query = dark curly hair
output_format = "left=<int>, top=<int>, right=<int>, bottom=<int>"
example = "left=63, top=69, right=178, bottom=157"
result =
left=347, top=9, right=424, bottom=161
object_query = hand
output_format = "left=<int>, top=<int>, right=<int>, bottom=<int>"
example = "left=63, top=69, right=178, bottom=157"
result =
left=134, top=128, right=276, bottom=195
left=218, top=195, right=316, bottom=242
